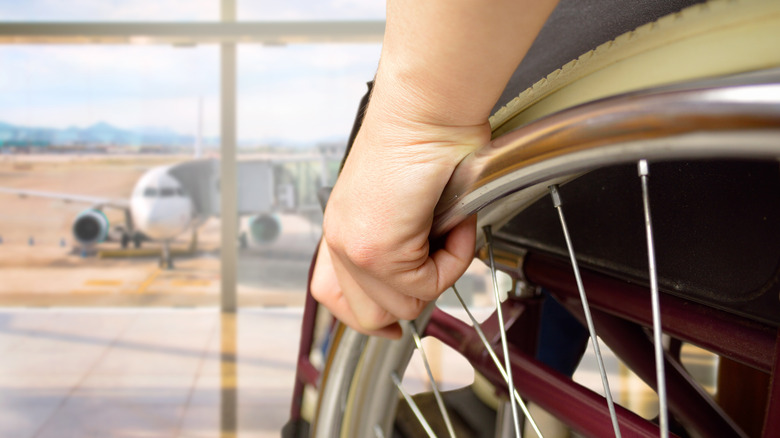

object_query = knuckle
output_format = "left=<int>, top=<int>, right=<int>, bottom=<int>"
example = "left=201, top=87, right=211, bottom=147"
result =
left=393, top=298, right=427, bottom=321
left=323, top=225, right=385, bottom=271
left=355, top=310, right=394, bottom=332
left=343, top=241, right=383, bottom=270
left=309, top=281, right=326, bottom=302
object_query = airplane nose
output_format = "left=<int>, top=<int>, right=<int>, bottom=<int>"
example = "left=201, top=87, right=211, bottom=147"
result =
left=135, top=206, right=170, bottom=239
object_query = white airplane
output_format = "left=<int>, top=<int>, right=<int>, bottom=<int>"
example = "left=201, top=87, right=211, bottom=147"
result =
left=0, top=155, right=329, bottom=268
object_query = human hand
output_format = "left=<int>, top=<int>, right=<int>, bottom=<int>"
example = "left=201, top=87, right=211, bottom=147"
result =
left=309, top=0, right=556, bottom=338
left=310, top=90, right=482, bottom=338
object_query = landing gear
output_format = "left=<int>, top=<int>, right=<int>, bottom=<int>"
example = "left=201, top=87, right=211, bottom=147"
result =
left=159, top=240, right=174, bottom=269
left=188, top=229, right=199, bottom=252
left=119, top=230, right=143, bottom=249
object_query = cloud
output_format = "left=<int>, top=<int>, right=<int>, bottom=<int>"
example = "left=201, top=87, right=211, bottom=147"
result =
left=239, top=0, right=384, bottom=20
left=0, top=0, right=384, bottom=21
left=238, top=44, right=380, bottom=141
left=0, top=43, right=381, bottom=142
left=0, top=1, right=384, bottom=143
left=238, top=73, right=373, bottom=143
left=0, top=0, right=216, bottom=21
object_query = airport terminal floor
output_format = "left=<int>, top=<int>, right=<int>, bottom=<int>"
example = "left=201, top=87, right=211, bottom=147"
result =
left=0, top=308, right=298, bottom=437
left=0, top=153, right=322, bottom=437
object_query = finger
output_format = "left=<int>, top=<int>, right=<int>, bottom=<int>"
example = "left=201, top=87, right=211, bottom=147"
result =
left=356, top=214, right=476, bottom=305
left=328, top=244, right=416, bottom=330
left=333, top=248, right=433, bottom=324
left=311, top=242, right=402, bottom=338
left=431, top=214, right=477, bottom=293
left=330, top=217, right=475, bottom=319
left=319, top=288, right=403, bottom=339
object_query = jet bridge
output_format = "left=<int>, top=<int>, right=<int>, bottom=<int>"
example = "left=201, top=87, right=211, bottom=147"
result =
left=167, top=158, right=294, bottom=220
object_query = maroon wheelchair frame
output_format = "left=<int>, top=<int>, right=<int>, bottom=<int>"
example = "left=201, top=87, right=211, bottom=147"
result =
left=289, top=248, right=779, bottom=437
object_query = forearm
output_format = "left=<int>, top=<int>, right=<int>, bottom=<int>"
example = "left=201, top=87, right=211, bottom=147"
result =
left=374, top=0, right=559, bottom=128
left=313, top=0, right=559, bottom=336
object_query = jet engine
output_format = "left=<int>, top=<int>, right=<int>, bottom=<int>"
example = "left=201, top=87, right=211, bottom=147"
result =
left=72, top=209, right=109, bottom=246
left=248, top=214, right=281, bottom=244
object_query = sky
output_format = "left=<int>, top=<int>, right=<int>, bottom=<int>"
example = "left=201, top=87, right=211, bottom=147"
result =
left=0, top=0, right=385, bottom=145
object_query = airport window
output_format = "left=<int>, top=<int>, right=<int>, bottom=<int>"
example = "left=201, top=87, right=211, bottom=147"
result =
left=238, top=0, right=384, bottom=21
left=0, top=6, right=392, bottom=438
left=0, top=45, right=219, bottom=147
left=0, top=41, right=382, bottom=302
left=237, top=44, right=380, bottom=149
left=0, top=0, right=219, bottom=21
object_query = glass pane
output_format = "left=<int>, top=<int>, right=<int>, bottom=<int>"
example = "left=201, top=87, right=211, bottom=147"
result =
left=238, top=44, right=379, bottom=144
left=239, top=0, right=385, bottom=21
left=0, top=46, right=219, bottom=140
left=0, top=0, right=219, bottom=21
left=0, top=33, right=382, bottom=438
left=0, top=44, right=219, bottom=305
left=235, top=43, right=381, bottom=306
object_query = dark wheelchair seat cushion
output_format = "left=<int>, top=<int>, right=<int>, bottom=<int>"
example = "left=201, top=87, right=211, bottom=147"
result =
left=499, top=160, right=780, bottom=327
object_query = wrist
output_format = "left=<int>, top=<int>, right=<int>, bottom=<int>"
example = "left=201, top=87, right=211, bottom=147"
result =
left=361, top=71, right=491, bottom=162
left=370, top=61, right=491, bottom=130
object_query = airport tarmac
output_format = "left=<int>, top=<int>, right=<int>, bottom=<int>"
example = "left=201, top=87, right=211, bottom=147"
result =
left=0, top=153, right=324, bottom=308
left=0, top=214, right=319, bottom=308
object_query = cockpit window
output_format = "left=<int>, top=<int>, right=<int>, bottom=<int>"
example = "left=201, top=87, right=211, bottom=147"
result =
left=141, top=185, right=184, bottom=198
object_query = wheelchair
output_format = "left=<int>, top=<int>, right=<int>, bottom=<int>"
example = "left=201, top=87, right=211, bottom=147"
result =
left=287, top=1, right=780, bottom=436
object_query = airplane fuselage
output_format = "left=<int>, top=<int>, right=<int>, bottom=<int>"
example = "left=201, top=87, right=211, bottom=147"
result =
left=130, top=167, right=194, bottom=241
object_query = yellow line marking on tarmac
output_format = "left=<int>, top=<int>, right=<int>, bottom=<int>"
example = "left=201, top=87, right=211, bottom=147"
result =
left=70, top=290, right=113, bottom=294
left=135, top=269, right=161, bottom=294
left=170, top=279, right=212, bottom=287
left=84, top=279, right=123, bottom=286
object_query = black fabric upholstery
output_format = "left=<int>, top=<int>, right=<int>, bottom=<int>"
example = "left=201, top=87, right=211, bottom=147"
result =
left=497, top=161, right=780, bottom=326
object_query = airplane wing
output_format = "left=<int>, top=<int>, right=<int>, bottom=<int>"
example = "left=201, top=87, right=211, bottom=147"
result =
left=0, top=187, right=130, bottom=210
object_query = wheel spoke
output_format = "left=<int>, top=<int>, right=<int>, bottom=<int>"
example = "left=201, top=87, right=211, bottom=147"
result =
left=638, top=160, right=669, bottom=438
left=391, top=371, right=437, bottom=438
left=409, top=321, right=458, bottom=438
left=484, top=226, right=522, bottom=437
left=451, top=285, right=544, bottom=438
left=549, top=184, right=622, bottom=438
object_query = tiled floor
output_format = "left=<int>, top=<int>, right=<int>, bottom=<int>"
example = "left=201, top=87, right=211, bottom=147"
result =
left=0, top=308, right=301, bottom=438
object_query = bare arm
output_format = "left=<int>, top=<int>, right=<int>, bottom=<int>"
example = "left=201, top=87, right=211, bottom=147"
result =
left=312, top=0, right=559, bottom=338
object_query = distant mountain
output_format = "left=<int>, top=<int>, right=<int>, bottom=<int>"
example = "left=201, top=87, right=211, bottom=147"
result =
left=0, top=120, right=198, bottom=148
left=0, top=120, right=348, bottom=151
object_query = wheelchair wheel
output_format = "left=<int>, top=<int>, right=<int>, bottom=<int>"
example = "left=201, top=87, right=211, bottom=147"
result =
left=308, top=1, right=780, bottom=437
